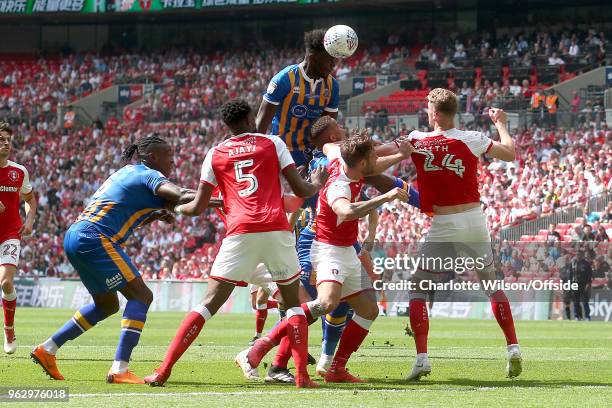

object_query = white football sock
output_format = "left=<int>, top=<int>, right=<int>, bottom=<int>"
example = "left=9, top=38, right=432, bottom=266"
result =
left=42, top=338, right=58, bottom=355
left=111, top=360, right=129, bottom=374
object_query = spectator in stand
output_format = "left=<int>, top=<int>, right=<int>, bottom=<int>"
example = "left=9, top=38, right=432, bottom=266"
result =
left=453, top=47, right=466, bottom=61
left=595, top=226, right=609, bottom=242
left=548, top=52, right=565, bottom=65
left=440, top=56, right=456, bottom=70
left=335, top=63, right=352, bottom=81
left=547, top=223, right=561, bottom=241
left=568, top=39, right=580, bottom=57
left=509, top=79, right=522, bottom=97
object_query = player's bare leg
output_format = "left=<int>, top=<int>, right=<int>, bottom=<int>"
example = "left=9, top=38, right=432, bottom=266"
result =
left=0, top=264, right=18, bottom=354
left=477, top=267, right=522, bottom=378
left=323, top=287, right=377, bottom=384
left=32, top=291, right=119, bottom=381
left=145, top=278, right=235, bottom=386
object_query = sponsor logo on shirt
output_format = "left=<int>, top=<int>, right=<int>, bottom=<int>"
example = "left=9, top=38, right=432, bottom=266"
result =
left=291, top=104, right=308, bottom=118
left=0, top=186, right=18, bottom=192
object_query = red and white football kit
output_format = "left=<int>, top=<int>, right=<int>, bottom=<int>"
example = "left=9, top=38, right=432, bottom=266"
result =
left=211, top=186, right=280, bottom=297
left=311, top=157, right=371, bottom=299
left=0, top=161, right=32, bottom=267
left=200, top=133, right=300, bottom=286
left=408, top=128, right=494, bottom=273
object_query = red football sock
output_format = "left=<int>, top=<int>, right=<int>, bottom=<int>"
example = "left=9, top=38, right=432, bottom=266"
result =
left=266, top=300, right=279, bottom=310
left=255, top=309, right=268, bottom=335
left=160, top=311, right=206, bottom=373
left=2, top=297, right=16, bottom=328
left=409, top=299, right=429, bottom=354
left=248, top=319, right=288, bottom=367
left=272, top=337, right=292, bottom=368
left=490, top=291, right=518, bottom=345
left=301, top=303, right=315, bottom=323
left=286, top=312, right=309, bottom=377
left=250, top=303, right=317, bottom=369
left=330, top=319, right=370, bottom=370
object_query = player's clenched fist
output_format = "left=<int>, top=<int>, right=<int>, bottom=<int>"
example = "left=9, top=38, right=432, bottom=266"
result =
left=488, top=108, right=507, bottom=125
left=0, top=200, right=5, bottom=213
left=310, top=166, right=329, bottom=188
left=384, top=187, right=408, bottom=202
left=397, top=138, right=415, bottom=157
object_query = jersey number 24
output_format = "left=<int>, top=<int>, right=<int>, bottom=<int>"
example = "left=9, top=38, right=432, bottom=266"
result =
left=420, top=150, right=466, bottom=177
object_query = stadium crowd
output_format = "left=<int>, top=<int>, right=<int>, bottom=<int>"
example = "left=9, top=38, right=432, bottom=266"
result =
left=0, top=42, right=609, bottom=282
left=417, top=26, right=608, bottom=68
left=7, top=111, right=609, bottom=282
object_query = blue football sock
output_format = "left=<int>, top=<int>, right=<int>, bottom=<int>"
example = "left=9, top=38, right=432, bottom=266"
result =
left=114, top=300, right=149, bottom=364
left=51, top=303, right=107, bottom=348
left=321, top=302, right=350, bottom=356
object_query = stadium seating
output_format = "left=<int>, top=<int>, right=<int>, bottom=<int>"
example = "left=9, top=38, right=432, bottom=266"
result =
left=1, top=45, right=609, bottom=280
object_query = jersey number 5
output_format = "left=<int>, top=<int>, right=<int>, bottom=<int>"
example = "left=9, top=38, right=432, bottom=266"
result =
left=234, top=159, right=259, bottom=197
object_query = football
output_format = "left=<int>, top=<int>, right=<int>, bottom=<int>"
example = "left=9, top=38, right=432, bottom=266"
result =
left=323, top=24, right=359, bottom=58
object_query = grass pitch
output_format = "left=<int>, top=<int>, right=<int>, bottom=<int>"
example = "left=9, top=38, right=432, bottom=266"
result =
left=1, top=308, right=611, bottom=407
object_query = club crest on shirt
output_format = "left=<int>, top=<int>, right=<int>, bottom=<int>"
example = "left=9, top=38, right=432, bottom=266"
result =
left=8, top=170, right=18, bottom=182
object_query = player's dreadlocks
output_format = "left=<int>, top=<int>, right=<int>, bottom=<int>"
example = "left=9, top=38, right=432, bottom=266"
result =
left=304, top=29, right=326, bottom=53
left=220, top=99, right=251, bottom=126
left=121, top=134, right=168, bottom=165
left=0, top=121, right=12, bottom=136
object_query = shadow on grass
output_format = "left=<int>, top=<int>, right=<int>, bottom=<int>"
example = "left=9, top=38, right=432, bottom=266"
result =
left=365, top=377, right=612, bottom=388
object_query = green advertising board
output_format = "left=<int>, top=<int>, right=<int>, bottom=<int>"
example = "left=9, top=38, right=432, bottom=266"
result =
left=0, top=0, right=104, bottom=13
left=0, top=0, right=337, bottom=13
left=116, top=0, right=332, bottom=12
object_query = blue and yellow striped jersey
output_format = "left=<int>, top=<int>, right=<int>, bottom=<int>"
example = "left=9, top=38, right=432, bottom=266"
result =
left=294, top=207, right=314, bottom=239
left=264, top=62, right=339, bottom=152
left=74, top=164, right=168, bottom=245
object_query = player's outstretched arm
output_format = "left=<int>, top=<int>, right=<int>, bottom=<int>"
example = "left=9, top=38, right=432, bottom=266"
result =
left=157, top=183, right=223, bottom=208
left=284, top=166, right=328, bottom=198
left=373, top=140, right=404, bottom=156
left=19, top=191, right=37, bottom=236
left=332, top=188, right=408, bottom=222
left=487, top=108, right=516, bottom=162
left=255, top=99, right=277, bottom=134
left=362, top=208, right=379, bottom=253
left=284, top=194, right=305, bottom=214
left=366, top=139, right=415, bottom=176
left=174, top=182, right=214, bottom=217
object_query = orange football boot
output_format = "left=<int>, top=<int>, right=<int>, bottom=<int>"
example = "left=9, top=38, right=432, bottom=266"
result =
left=106, top=370, right=145, bottom=384
left=30, top=345, right=64, bottom=380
